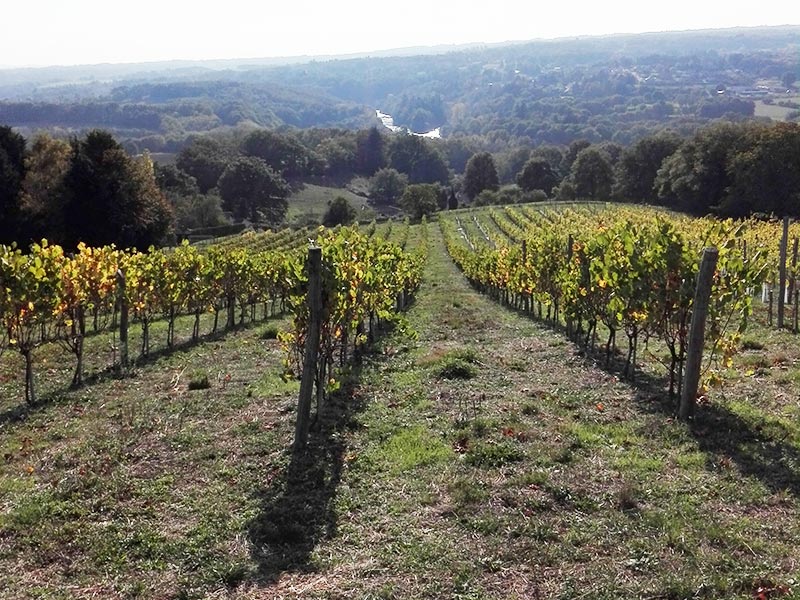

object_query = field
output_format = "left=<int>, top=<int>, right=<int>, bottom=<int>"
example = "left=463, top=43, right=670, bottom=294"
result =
left=754, top=97, right=800, bottom=121
left=285, top=183, right=376, bottom=225
left=2, top=208, right=800, bottom=599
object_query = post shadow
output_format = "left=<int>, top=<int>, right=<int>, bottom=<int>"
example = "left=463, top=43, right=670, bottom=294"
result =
left=246, top=364, right=366, bottom=580
left=245, top=296, right=416, bottom=582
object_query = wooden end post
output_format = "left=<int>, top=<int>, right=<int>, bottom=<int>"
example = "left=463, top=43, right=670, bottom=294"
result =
left=679, top=247, right=718, bottom=421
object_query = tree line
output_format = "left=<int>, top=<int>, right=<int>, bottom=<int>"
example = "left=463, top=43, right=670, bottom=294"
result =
left=454, top=121, right=800, bottom=219
left=2, top=119, right=800, bottom=250
left=0, top=126, right=172, bottom=249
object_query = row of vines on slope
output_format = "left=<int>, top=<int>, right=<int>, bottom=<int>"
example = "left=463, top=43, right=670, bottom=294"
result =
left=281, top=219, right=427, bottom=406
left=441, top=206, right=769, bottom=399
left=0, top=223, right=424, bottom=406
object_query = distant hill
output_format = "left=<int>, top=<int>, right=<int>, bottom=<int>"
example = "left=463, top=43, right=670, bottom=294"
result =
left=1, top=25, right=798, bottom=151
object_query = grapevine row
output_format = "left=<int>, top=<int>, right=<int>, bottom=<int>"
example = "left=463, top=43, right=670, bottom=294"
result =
left=441, top=206, right=769, bottom=397
left=281, top=221, right=427, bottom=402
left=0, top=224, right=424, bottom=406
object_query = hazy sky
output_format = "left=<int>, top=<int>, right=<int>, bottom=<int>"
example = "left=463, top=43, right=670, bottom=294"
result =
left=3, top=0, right=800, bottom=67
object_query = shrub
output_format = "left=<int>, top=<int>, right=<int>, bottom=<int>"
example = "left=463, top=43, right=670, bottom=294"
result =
left=436, top=357, right=477, bottom=380
left=465, top=440, right=524, bottom=467
left=188, top=370, right=211, bottom=390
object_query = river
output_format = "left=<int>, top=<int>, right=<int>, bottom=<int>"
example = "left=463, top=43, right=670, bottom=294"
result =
left=375, top=109, right=441, bottom=139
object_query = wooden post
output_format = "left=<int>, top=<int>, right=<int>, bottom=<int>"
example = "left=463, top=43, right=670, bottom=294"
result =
left=293, top=247, right=322, bottom=453
left=778, top=217, right=789, bottom=329
left=795, top=290, right=799, bottom=334
left=566, top=235, right=573, bottom=335
left=680, top=247, right=718, bottom=421
left=790, top=237, right=799, bottom=305
left=116, top=269, right=128, bottom=372
left=521, top=240, right=529, bottom=312
left=769, top=289, right=774, bottom=327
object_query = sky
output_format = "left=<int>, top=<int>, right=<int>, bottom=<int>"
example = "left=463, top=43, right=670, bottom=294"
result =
left=3, top=0, right=800, bottom=68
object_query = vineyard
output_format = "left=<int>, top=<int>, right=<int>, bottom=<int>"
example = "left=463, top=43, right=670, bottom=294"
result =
left=439, top=203, right=800, bottom=397
left=0, top=219, right=423, bottom=408
left=3, top=207, right=800, bottom=599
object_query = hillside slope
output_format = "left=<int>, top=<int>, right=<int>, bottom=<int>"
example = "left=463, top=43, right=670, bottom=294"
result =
left=2, top=222, right=800, bottom=598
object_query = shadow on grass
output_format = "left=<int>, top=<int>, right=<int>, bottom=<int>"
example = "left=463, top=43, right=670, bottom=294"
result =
left=246, top=370, right=366, bottom=581
left=460, top=274, right=800, bottom=499
left=131, top=309, right=288, bottom=369
left=623, top=378, right=800, bottom=497
left=575, top=334, right=800, bottom=497
left=245, top=300, right=415, bottom=582
left=0, top=314, right=284, bottom=427
left=683, top=401, right=800, bottom=496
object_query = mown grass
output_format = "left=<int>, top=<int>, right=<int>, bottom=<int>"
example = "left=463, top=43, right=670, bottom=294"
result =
left=2, top=223, right=800, bottom=598
left=0, top=311, right=298, bottom=598
left=286, top=183, right=374, bottom=225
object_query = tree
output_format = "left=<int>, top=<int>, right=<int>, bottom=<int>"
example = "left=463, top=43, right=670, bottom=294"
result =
left=388, top=135, right=450, bottom=185
left=614, top=132, right=681, bottom=203
left=495, top=184, right=524, bottom=205
left=392, top=93, right=445, bottom=132
left=323, top=196, right=358, bottom=227
left=399, top=184, right=440, bottom=221
left=571, top=147, right=614, bottom=201
left=447, top=187, right=459, bottom=210
left=0, top=126, right=26, bottom=243
left=61, top=130, right=174, bottom=249
left=525, top=189, right=549, bottom=203
left=440, top=137, right=479, bottom=174
left=242, top=129, right=317, bottom=180
left=369, top=167, right=408, bottom=204
left=554, top=180, right=577, bottom=201
left=316, top=138, right=356, bottom=179
left=409, top=109, right=435, bottom=133
left=496, top=147, right=531, bottom=184
left=697, top=98, right=755, bottom=119
left=155, top=163, right=226, bottom=231
left=598, top=141, right=623, bottom=166
left=530, top=145, right=564, bottom=177
left=217, top=156, right=289, bottom=224
left=19, top=133, right=71, bottom=243
left=562, top=139, right=592, bottom=175
left=355, top=127, right=386, bottom=175
left=463, top=152, right=499, bottom=200
left=155, top=163, right=200, bottom=198
left=721, top=122, right=800, bottom=217
left=474, top=189, right=499, bottom=206
left=175, top=137, right=231, bottom=193
left=516, top=157, right=558, bottom=196
left=655, top=122, right=752, bottom=214
left=172, top=193, right=228, bottom=230
left=124, top=153, right=175, bottom=248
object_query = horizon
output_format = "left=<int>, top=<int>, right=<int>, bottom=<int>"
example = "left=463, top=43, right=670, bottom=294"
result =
left=3, top=24, right=799, bottom=72
left=3, top=1, right=800, bottom=70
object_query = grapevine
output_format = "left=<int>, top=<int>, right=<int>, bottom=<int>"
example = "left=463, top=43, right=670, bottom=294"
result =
left=441, top=205, right=770, bottom=397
